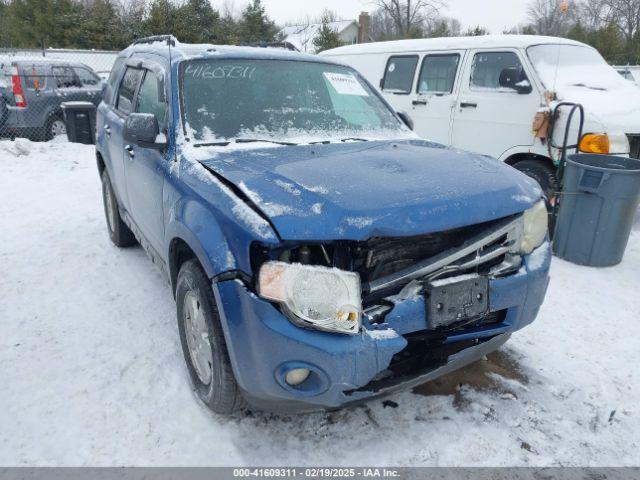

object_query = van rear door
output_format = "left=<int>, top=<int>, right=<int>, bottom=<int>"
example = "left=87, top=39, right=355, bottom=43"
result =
left=410, top=51, right=465, bottom=145
left=450, top=49, right=541, bottom=159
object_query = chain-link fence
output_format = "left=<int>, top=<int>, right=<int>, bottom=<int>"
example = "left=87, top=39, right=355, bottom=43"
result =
left=0, top=48, right=117, bottom=142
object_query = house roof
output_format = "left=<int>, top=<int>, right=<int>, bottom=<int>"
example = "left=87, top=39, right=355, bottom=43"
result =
left=279, top=20, right=358, bottom=52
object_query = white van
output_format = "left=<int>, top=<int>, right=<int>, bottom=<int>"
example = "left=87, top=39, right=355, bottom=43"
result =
left=321, top=35, right=640, bottom=199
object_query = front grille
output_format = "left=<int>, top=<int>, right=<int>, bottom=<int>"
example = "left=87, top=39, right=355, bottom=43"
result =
left=352, top=216, right=511, bottom=286
left=627, top=134, right=640, bottom=159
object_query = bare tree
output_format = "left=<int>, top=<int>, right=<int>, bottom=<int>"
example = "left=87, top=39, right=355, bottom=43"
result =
left=372, top=0, right=443, bottom=37
left=600, top=0, right=640, bottom=43
left=527, top=0, right=577, bottom=35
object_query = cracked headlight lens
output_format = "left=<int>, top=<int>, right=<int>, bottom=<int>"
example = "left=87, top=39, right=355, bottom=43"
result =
left=519, top=200, right=548, bottom=255
left=258, top=261, right=362, bottom=335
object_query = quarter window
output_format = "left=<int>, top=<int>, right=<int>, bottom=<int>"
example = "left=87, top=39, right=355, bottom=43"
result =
left=417, top=54, right=460, bottom=94
left=136, top=70, right=166, bottom=125
left=382, top=55, right=418, bottom=94
left=22, top=65, right=47, bottom=90
left=116, top=67, right=143, bottom=115
left=470, top=52, right=529, bottom=91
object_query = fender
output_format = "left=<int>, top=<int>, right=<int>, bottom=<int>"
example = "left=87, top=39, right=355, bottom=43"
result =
left=164, top=198, right=238, bottom=281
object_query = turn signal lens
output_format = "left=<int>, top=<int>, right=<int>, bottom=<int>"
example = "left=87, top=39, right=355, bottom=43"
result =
left=579, top=134, right=610, bottom=154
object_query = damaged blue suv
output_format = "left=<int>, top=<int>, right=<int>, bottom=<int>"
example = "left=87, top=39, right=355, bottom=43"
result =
left=79, top=36, right=551, bottom=414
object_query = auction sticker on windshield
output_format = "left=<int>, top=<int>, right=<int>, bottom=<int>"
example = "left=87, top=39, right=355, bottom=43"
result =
left=324, top=72, right=369, bottom=96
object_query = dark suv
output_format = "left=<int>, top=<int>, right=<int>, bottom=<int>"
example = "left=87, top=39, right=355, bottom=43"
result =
left=0, top=57, right=103, bottom=140
left=65, top=36, right=551, bottom=415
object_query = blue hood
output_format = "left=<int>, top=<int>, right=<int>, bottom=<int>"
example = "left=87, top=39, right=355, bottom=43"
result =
left=198, top=140, right=542, bottom=241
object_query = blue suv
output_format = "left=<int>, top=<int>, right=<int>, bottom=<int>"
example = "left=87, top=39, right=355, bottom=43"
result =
left=74, top=36, right=551, bottom=414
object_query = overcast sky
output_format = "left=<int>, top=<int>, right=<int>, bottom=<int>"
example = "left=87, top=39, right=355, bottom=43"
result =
left=256, top=0, right=531, bottom=33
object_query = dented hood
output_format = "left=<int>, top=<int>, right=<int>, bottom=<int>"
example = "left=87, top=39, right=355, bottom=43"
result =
left=198, top=140, right=542, bottom=241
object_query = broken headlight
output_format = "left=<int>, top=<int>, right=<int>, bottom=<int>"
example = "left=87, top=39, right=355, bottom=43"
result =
left=258, top=261, right=362, bottom=335
left=518, top=200, right=548, bottom=254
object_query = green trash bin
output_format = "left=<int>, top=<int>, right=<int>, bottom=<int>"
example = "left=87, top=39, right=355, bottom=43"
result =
left=553, top=154, right=640, bottom=267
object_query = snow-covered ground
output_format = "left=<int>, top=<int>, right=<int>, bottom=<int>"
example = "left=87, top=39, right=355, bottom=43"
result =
left=0, top=138, right=639, bottom=466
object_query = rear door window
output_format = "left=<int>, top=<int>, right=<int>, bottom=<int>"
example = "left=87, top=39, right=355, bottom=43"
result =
left=116, top=67, right=143, bottom=115
left=104, top=58, right=125, bottom=105
left=382, top=55, right=418, bottom=94
left=417, top=54, right=460, bottom=94
left=53, top=66, right=80, bottom=88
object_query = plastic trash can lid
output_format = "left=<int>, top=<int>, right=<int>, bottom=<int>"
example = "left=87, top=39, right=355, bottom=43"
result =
left=61, top=101, right=96, bottom=110
left=567, top=154, right=640, bottom=174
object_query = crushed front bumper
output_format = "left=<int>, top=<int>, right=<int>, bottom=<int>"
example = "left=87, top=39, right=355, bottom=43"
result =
left=213, top=242, right=551, bottom=413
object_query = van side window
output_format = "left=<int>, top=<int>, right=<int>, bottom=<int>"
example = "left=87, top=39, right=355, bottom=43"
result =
left=417, top=54, right=460, bottom=94
left=470, top=52, right=529, bottom=92
left=382, top=55, right=418, bottom=94
left=135, top=70, right=167, bottom=126
left=116, top=67, right=143, bottom=115
left=104, top=58, right=125, bottom=105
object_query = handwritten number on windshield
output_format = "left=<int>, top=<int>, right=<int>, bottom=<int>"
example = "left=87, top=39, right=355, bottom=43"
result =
left=185, top=64, right=256, bottom=80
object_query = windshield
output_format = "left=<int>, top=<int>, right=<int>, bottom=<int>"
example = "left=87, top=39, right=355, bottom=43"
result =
left=180, top=59, right=408, bottom=145
left=527, top=44, right=629, bottom=91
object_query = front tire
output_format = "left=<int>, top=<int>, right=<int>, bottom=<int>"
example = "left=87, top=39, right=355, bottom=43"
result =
left=512, top=159, right=559, bottom=206
left=176, top=259, right=243, bottom=415
left=101, top=170, right=136, bottom=247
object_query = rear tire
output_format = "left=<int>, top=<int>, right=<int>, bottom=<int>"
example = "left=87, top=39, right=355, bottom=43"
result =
left=176, top=259, right=243, bottom=415
left=101, top=170, right=136, bottom=247
left=512, top=159, right=558, bottom=206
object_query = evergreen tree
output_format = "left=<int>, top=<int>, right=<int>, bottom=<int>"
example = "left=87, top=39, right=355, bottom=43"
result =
left=238, top=0, right=277, bottom=44
left=145, top=0, right=178, bottom=37
left=175, top=0, right=220, bottom=43
left=79, top=0, right=127, bottom=49
left=464, top=25, right=489, bottom=36
left=313, top=11, right=344, bottom=53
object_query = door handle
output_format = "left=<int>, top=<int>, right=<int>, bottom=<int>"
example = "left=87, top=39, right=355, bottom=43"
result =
left=460, top=102, right=478, bottom=109
left=124, top=144, right=134, bottom=158
left=103, top=124, right=111, bottom=136
left=412, top=99, right=428, bottom=106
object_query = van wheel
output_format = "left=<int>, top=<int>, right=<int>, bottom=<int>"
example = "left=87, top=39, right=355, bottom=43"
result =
left=101, top=170, right=136, bottom=247
left=46, top=114, right=66, bottom=141
left=512, top=159, right=558, bottom=207
left=176, top=259, right=244, bottom=415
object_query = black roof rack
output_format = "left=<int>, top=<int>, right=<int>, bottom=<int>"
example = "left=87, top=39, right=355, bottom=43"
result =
left=132, top=35, right=177, bottom=47
left=243, top=41, right=299, bottom=52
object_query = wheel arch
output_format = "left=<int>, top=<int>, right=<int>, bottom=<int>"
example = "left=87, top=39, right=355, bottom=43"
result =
left=503, top=151, right=555, bottom=170
left=166, top=203, right=239, bottom=296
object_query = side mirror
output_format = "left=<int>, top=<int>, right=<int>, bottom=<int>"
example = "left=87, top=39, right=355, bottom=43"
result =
left=397, top=111, right=414, bottom=131
left=499, top=67, right=532, bottom=94
left=123, top=113, right=166, bottom=149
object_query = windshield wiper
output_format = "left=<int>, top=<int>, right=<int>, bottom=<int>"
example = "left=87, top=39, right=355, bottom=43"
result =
left=236, top=138, right=298, bottom=146
left=194, top=138, right=298, bottom=147
left=340, top=137, right=369, bottom=143
left=194, top=141, right=231, bottom=147
left=570, top=83, right=607, bottom=91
